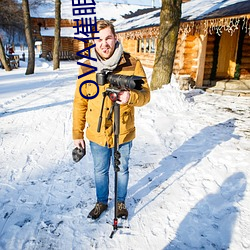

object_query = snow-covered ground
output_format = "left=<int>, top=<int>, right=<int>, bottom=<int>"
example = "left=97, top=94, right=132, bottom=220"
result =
left=0, top=49, right=250, bottom=250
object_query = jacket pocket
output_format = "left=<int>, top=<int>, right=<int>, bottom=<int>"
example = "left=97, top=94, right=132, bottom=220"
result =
left=120, top=106, right=134, bottom=134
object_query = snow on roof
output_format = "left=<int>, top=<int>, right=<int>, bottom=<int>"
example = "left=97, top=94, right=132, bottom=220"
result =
left=30, top=1, right=150, bottom=21
left=182, top=0, right=250, bottom=21
left=40, top=26, right=91, bottom=38
left=114, top=0, right=250, bottom=33
left=114, top=9, right=160, bottom=33
left=40, top=27, right=88, bottom=38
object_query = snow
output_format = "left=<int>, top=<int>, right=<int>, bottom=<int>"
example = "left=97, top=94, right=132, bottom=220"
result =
left=114, top=0, right=249, bottom=32
left=0, top=48, right=250, bottom=249
left=40, top=27, right=88, bottom=38
left=30, top=1, right=151, bottom=21
left=114, top=9, right=160, bottom=33
left=181, top=0, right=249, bottom=21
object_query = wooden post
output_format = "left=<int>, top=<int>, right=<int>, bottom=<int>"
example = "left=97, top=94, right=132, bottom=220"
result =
left=195, top=32, right=207, bottom=88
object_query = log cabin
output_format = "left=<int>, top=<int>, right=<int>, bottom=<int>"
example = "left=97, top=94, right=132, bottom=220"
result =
left=114, top=0, right=250, bottom=93
left=31, top=17, right=83, bottom=60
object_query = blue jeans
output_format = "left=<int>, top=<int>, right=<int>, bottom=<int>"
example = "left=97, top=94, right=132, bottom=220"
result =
left=90, top=141, right=132, bottom=205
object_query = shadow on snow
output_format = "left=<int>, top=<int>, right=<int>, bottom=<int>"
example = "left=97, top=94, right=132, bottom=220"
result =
left=127, top=118, right=243, bottom=248
left=128, top=118, right=239, bottom=213
left=0, top=100, right=72, bottom=117
left=164, top=172, right=247, bottom=249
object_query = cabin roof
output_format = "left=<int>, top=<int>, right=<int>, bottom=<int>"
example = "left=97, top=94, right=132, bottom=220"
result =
left=182, top=0, right=250, bottom=21
left=115, top=0, right=250, bottom=33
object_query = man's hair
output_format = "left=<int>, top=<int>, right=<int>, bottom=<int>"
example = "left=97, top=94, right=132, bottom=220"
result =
left=95, top=20, right=116, bottom=36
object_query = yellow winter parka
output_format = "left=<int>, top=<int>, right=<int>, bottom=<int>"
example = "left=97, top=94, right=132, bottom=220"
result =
left=72, top=52, right=150, bottom=148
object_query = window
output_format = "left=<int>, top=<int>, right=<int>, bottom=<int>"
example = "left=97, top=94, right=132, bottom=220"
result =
left=137, top=38, right=156, bottom=54
left=150, top=38, right=155, bottom=53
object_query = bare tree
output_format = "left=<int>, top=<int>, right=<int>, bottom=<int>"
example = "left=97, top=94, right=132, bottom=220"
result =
left=151, top=0, right=182, bottom=90
left=0, top=0, right=24, bottom=37
left=0, top=0, right=23, bottom=71
left=22, top=0, right=35, bottom=75
left=0, top=37, right=11, bottom=71
left=53, top=0, right=61, bottom=70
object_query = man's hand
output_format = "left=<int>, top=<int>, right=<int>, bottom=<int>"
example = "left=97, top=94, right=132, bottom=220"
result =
left=116, top=90, right=130, bottom=105
left=74, top=139, right=85, bottom=149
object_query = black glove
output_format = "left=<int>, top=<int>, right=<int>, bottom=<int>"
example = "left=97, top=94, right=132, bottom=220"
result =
left=72, top=146, right=86, bottom=162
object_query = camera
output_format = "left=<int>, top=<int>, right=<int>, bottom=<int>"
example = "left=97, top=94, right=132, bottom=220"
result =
left=96, top=70, right=144, bottom=90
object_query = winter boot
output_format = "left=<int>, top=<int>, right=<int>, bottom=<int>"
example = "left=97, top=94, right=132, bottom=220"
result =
left=117, top=202, right=128, bottom=219
left=87, top=202, right=108, bottom=220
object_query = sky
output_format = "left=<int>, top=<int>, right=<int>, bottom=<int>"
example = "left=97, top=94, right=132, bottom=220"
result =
left=0, top=48, right=249, bottom=250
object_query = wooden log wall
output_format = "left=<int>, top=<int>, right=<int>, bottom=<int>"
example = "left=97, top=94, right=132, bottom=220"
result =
left=41, top=37, right=53, bottom=58
left=41, top=36, right=86, bottom=58
left=121, top=39, right=136, bottom=54
left=203, top=34, right=216, bottom=82
left=173, top=34, right=185, bottom=75
left=183, top=35, right=198, bottom=79
left=173, top=34, right=199, bottom=80
left=61, top=38, right=74, bottom=52
left=72, top=39, right=85, bottom=55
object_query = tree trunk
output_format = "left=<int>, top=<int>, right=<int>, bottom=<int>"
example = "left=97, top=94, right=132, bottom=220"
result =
left=53, top=0, right=61, bottom=70
left=0, top=37, right=11, bottom=71
left=151, top=0, right=182, bottom=90
left=22, top=0, right=35, bottom=75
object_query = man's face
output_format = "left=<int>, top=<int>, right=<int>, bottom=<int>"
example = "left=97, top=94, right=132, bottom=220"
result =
left=94, top=27, right=117, bottom=60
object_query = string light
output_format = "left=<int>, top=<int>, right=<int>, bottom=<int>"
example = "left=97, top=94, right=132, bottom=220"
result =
left=179, top=15, right=250, bottom=37
left=117, top=15, right=250, bottom=40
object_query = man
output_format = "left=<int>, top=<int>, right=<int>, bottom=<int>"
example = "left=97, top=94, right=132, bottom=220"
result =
left=72, top=20, right=150, bottom=220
